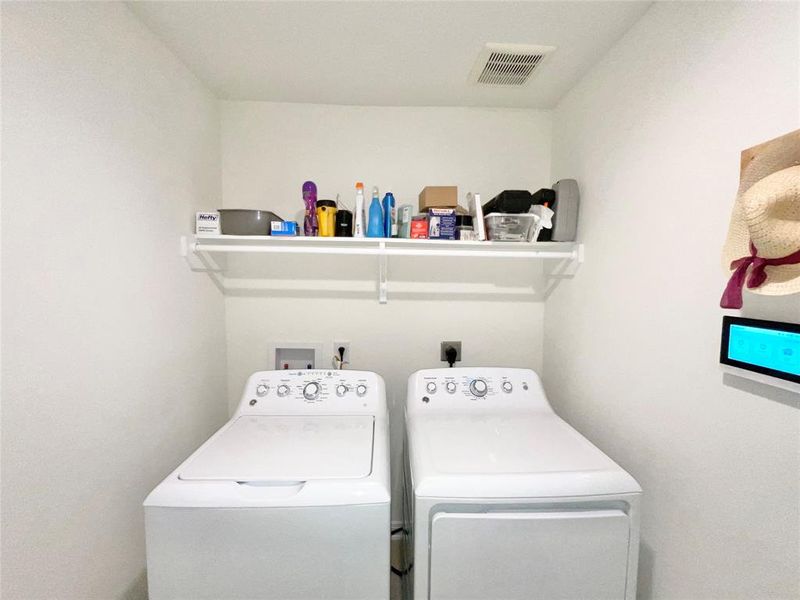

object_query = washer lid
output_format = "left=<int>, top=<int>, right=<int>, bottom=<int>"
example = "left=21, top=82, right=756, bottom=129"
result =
left=179, top=416, right=374, bottom=482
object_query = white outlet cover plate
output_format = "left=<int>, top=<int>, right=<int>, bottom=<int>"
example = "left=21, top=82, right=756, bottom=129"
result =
left=268, top=342, right=325, bottom=370
left=333, top=341, right=352, bottom=367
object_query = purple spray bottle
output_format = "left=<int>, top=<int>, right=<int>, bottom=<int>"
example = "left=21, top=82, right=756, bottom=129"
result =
left=303, top=181, right=318, bottom=236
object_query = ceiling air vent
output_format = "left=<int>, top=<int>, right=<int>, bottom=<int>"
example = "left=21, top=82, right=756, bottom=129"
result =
left=469, top=43, right=556, bottom=86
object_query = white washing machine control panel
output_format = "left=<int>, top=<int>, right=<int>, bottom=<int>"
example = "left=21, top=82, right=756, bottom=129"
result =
left=408, top=367, right=552, bottom=414
left=236, top=370, right=386, bottom=416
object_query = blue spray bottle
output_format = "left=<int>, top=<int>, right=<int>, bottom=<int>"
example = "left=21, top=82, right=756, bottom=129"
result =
left=367, top=186, right=384, bottom=237
left=382, top=189, right=396, bottom=237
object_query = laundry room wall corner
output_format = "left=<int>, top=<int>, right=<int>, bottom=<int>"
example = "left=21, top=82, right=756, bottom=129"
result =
left=1, top=3, right=227, bottom=599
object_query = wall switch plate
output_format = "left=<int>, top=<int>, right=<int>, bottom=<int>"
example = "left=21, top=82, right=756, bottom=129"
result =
left=440, top=341, right=462, bottom=363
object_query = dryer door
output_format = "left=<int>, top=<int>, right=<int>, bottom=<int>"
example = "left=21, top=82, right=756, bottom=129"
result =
left=429, top=509, right=630, bottom=600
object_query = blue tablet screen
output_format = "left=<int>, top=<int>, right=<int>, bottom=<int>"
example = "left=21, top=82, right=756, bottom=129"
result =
left=728, top=324, right=800, bottom=377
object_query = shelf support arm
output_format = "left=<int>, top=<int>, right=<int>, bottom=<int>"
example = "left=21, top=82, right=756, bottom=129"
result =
left=378, top=242, right=388, bottom=304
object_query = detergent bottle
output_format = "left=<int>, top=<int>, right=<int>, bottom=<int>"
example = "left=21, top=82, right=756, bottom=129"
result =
left=353, top=182, right=366, bottom=237
left=367, top=186, right=384, bottom=237
left=302, top=181, right=318, bottom=236
left=382, top=190, right=396, bottom=237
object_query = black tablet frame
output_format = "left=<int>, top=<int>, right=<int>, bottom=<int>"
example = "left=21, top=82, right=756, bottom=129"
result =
left=720, top=316, right=800, bottom=385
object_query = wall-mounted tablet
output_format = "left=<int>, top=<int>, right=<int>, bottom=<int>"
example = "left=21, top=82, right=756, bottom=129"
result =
left=720, top=316, right=800, bottom=387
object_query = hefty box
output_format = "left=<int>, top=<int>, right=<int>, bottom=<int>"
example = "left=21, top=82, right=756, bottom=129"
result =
left=419, top=186, right=458, bottom=212
left=427, top=208, right=456, bottom=240
left=195, top=211, right=221, bottom=234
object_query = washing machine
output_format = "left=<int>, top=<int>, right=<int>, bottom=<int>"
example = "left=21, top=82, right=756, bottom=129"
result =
left=144, top=369, right=390, bottom=600
left=403, top=368, right=641, bottom=600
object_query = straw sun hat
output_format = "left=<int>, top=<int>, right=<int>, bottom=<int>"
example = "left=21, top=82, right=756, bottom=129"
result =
left=720, top=133, right=800, bottom=309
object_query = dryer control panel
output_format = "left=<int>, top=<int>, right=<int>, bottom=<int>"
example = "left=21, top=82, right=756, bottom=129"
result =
left=236, top=370, right=386, bottom=417
left=407, top=367, right=552, bottom=414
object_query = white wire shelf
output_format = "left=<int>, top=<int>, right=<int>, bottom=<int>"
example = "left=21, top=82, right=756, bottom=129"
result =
left=181, top=234, right=584, bottom=303
left=186, top=234, right=580, bottom=258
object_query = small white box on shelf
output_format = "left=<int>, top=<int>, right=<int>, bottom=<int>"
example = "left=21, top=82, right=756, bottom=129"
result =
left=195, top=211, right=221, bottom=234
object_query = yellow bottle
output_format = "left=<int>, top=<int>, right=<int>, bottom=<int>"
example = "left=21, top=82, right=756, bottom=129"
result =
left=316, top=200, right=337, bottom=237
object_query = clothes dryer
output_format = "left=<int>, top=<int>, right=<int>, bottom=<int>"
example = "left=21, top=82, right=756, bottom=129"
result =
left=404, top=368, right=641, bottom=600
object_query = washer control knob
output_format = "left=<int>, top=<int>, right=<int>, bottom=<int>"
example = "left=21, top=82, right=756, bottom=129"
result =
left=445, top=381, right=457, bottom=394
left=356, top=384, right=368, bottom=397
left=426, top=382, right=437, bottom=394
left=336, top=384, right=348, bottom=397
left=256, top=384, right=269, bottom=397
left=277, top=385, right=290, bottom=397
left=502, top=381, right=513, bottom=393
left=469, top=379, right=488, bottom=397
left=303, top=382, right=320, bottom=400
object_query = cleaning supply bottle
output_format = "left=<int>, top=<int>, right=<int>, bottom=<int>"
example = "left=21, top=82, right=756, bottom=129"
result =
left=302, top=181, right=318, bottom=236
left=367, top=186, right=384, bottom=237
left=382, top=189, right=396, bottom=237
left=354, top=182, right=366, bottom=238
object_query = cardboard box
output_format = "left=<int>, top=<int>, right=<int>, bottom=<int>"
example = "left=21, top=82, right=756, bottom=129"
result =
left=427, top=208, right=457, bottom=240
left=419, top=186, right=458, bottom=212
left=270, top=221, right=298, bottom=236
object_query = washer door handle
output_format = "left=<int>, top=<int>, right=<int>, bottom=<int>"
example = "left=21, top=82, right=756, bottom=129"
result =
left=235, top=480, right=306, bottom=498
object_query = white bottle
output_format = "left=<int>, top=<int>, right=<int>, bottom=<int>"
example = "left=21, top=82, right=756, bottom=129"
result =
left=354, top=182, right=366, bottom=238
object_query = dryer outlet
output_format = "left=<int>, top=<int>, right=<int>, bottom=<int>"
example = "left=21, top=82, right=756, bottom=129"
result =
left=440, top=341, right=462, bottom=363
left=333, top=341, right=351, bottom=369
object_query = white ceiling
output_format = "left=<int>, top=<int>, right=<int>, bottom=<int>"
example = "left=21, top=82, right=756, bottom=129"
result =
left=129, top=1, right=651, bottom=109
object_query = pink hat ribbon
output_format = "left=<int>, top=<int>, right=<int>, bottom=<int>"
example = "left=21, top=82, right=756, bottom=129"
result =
left=720, top=242, right=800, bottom=309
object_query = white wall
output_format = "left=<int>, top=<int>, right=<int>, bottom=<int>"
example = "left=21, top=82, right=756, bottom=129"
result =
left=1, top=4, right=227, bottom=599
left=221, top=102, right=552, bottom=519
left=546, top=2, right=799, bottom=599
left=222, top=102, right=552, bottom=222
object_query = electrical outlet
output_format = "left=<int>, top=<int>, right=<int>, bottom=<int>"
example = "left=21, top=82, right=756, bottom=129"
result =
left=333, top=341, right=351, bottom=369
left=440, top=341, right=462, bottom=363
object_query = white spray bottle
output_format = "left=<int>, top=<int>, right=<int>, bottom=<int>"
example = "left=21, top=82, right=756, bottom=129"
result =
left=354, top=182, right=366, bottom=238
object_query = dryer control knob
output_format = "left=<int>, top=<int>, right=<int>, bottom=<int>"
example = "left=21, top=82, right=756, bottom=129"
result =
left=502, top=381, right=513, bottom=393
left=256, top=384, right=269, bottom=397
left=445, top=381, right=457, bottom=394
left=303, top=382, right=320, bottom=400
left=336, top=384, right=348, bottom=397
left=426, top=382, right=437, bottom=394
left=356, top=384, right=368, bottom=397
left=277, top=385, right=290, bottom=397
left=469, top=379, right=488, bottom=397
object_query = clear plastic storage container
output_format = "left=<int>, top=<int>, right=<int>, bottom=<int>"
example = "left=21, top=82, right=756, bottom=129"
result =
left=484, top=213, right=540, bottom=242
